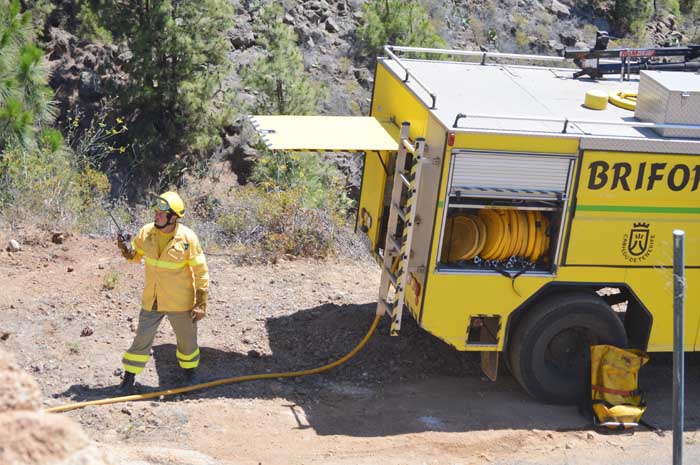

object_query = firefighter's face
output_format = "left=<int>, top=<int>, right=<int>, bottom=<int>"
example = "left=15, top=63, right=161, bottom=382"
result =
left=154, top=210, right=170, bottom=226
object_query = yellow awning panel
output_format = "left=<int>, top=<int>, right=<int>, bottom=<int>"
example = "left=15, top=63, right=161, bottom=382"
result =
left=250, top=115, right=399, bottom=151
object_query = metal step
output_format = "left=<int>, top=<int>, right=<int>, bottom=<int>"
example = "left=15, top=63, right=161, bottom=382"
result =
left=387, top=234, right=402, bottom=254
left=393, top=202, right=408, bottom=222
left=383, top=266, right=399, bottom=288
left=378, top=298, right=395, bottom=317
left=399, top=172, right=411, bottom=188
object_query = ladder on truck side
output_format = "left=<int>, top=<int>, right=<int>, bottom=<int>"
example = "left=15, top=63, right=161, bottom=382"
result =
left=376, top=121, right=426, bottom=336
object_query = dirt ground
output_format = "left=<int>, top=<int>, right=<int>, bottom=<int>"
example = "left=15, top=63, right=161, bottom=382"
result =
left=2, top=231, right=700, bottom=465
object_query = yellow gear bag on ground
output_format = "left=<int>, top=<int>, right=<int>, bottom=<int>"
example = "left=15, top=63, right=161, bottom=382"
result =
left=590, top=344, right=649, bottom=430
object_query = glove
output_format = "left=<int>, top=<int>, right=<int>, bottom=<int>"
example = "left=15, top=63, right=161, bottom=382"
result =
left=117, top=233, right=135, bottom=259
left=192, top=289, right=208, bottom=322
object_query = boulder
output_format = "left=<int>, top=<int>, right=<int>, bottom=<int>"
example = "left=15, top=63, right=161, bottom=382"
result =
left=51, top=232, right=66, bottom=244
left=81, top=51, right=98, bottom=70
left=0, top=412, right=90, bottom=465
left=326, top=18, right=341, bottom=33
left=353, top=67, right=373, bottom=89
left=548, top=0, right=570, bottom=17
left=229, top=29, right=256, bottom=49
left=0, top=348, right=115, bottom=465
left=229, top=143, right=259, bottom=185
left=548, top=40, right=566, bottom=53
left=283, top=13, right=295, bottom=25
left=46, top=27, right=77, bottom=61
left=79, top=71, right=104, bottom=101
left=307, top=0, right=329, bottom=11
left=559, top=32, right=578, bottom=47
left=0, top=351, right=42, bottom=413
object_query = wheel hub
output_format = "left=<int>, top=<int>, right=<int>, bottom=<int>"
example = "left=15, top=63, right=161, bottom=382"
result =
left=546, top=327, right=595, bottom=374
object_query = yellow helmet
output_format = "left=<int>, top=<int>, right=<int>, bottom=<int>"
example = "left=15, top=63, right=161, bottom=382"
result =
left=153, top=191, right=185, bottom=218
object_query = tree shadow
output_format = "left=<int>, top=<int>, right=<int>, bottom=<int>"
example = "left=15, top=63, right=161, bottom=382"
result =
left=56, top=302, right=700, bottom=436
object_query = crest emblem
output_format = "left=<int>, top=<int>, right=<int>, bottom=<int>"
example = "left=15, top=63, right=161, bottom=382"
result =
left=621, top=223, right=654, bottom=262
left=628, top=223, right=649, bottom=257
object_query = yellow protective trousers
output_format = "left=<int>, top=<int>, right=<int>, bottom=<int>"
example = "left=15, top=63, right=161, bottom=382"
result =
left=122, top=308, right=200, bottom=375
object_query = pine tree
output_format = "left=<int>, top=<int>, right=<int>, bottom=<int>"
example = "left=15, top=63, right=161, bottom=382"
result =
left=0, top=0, right=54, bottom=151
left=104, top=0, right=235, bottom=179
left=242, top=3, right=326, bottom=115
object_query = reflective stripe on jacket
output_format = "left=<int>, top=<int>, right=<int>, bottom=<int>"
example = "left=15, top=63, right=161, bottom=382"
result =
left=129, top=223, right=209, bottom=311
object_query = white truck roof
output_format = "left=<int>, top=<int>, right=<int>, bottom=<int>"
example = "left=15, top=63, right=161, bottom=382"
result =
left=380, top=54, right=700, bottom=141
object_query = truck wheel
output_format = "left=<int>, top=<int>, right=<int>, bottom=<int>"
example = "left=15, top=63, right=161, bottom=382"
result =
left=508, top=292, right=627, bottom=404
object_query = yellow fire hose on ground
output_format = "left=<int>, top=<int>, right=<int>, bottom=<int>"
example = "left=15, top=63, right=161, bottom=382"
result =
left=45, top=313, right=381, bottom=414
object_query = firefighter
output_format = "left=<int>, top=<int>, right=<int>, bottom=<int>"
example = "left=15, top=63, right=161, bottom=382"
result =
left=115, top=191, right=209, bottom=394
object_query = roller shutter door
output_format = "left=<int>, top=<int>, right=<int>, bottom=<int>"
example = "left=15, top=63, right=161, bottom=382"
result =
left=449, top=150, right=574, bottom=199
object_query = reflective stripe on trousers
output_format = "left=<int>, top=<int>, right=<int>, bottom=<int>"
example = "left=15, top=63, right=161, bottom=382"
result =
left=122, top=352, right=149, bottom=374
left=176, top=347, right=200, bottom=369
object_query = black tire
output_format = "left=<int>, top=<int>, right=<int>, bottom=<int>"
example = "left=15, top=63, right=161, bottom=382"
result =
left=508, top=292, right=627, bottom=404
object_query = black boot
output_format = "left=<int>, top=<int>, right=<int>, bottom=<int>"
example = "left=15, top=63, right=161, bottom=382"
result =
left=116, top=371, right=136, bottom=395
left=183, top=368, right=201, bottom=386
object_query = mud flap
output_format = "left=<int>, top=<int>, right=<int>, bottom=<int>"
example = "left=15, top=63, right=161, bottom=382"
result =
left=481, top=351, right=499, bottom=381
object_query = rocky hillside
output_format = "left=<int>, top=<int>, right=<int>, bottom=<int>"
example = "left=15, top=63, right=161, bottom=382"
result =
left=41, top=0, right=696, bottom=176
left=26, top=0, right=697, bottom=206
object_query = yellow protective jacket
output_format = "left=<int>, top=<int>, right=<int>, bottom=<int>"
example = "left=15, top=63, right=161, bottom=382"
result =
left=129, top=223, right=209, bottom=312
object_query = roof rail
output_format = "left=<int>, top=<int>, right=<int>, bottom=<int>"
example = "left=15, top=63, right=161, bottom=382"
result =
left=452, top=112, right=700, bottom=135
left=387, top=45, right=567, bottom=63
left=383, top=46, right=437, bottom=109
left=383, top=45, right=567, bottom=111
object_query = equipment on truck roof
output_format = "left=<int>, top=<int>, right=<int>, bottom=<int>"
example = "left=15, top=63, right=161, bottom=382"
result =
left=565, top=30, right=700, bottom=79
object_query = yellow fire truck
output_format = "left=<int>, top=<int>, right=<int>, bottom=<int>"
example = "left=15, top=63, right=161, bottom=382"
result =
left=251, top=45, right=700, bottom=404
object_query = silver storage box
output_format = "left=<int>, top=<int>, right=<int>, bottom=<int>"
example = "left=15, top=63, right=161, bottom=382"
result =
left=635, top=70, right=700, bottom=139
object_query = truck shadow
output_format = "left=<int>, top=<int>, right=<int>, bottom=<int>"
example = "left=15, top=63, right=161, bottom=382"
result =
left=58, top=302, right=700, bottom=436
left=170, top=302, right=700, bottom=435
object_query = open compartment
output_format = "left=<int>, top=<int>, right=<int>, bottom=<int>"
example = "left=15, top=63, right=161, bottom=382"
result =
left=437, top=150, right=575, bottom=274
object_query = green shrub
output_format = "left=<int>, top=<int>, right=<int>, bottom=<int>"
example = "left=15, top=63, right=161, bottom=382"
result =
left=0, top=140, right=110, bottom=229
left=197, top=148, right=355, bottom=262
left=613, top=0, right=653, bottom=35
left=251, top=150, right=351, bottom=213
left=679, top=0, right=699, bottom=13
left=66, top=342, right=80, bottom=355
left=103, top=269, right=120, bottom=290
left=657, top=0, right=681, bottom=16
left=0, top=107, right=120, bottom=232
left=65, top=106, right=128, bottom=172
left=511, top=13, right=529, bottom=49
left=215, top=186, right=341, bottom=261
left=514, top=29, right=529, bottom=48
left=358, top=0, right=447, bottom=55
left=615, top=21, right=649, bottom=47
